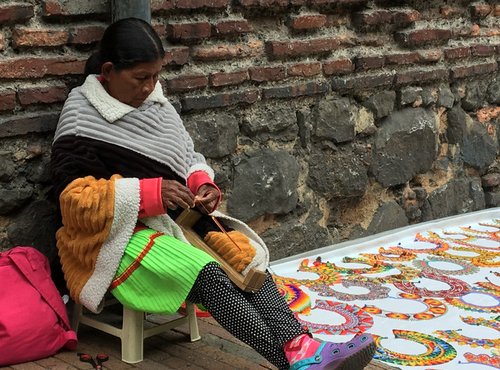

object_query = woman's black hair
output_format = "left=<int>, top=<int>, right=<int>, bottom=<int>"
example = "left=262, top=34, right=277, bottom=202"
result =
left=84, top=17, right=165, bottom=76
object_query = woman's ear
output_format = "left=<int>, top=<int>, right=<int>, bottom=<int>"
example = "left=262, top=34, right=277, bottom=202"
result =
left=101, top=62, right=114, bottom=80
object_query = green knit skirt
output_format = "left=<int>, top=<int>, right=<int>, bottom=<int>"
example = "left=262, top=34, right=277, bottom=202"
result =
left=110, top=228, right=215, bottom=315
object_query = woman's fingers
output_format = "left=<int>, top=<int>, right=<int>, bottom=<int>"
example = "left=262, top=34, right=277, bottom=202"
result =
left=195, top=185, right=219, bottom=213
left=161, top=179, right=195, bottom=210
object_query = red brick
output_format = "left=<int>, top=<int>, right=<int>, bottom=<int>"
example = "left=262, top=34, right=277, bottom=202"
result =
left=418, top=49, right=443, bottom=63
left=392, top=9, right=420, bottom=24
left=0, top=57, right=85, bottom=79
left=395, top=68, right=448, bottom=85
left=238, top=0, right=288, bottom=8
left=176, top=0, right=229, bottom=9
left=12, top=27, right=68, bottom=48
left=0, top=112, right=59, bottom=138
left=181, top=90, right=259, bottom=111
left=209, top=71, right=248, bottom=87
left=166, top=75, right=208, bottom=92
left=451, top=62, right=498, bottom=79
left=248, top=66, right=286, bottom=82
left=262, top=82, right=329, bottom=99
left=69, top=25, right=105, bottom=45
left=0, top=3, right=34, bottom=24
left=191, top=40, right=264, bottom=61
left=444, top=46, right=472, bottom=60
left=354, top=9, right=420, bottom=27
left=151, top=0, right=175, bottom=11
left=471, top=45, right=496, bottom=56
left=385, top=52, right=420, bottom=65
left=42, top=0, right=108, bottom=16
left=322, top=58, right=354, bottom=75
left=167, top=22, right=211, bottom=42
left=213, top=20, right=252, bottom=36
left=266, top=37, right=348, bottom=58
left=290, top=15, right=327, bottom=30
left=331, top=72, right=394, bottom=90
left=287, top=62, right=322, bottom=77
left=440, top=6, right=462, bottom=18
left=164, top=47, right=190, bottom=66
left=354, top=56, right=385, bottom=70
left=494, top=5, right=500, bottom=16
left=396, top=28, right=452, bottom=47
left=0, top=33, right=5, bottom=51
left=0, top=91, right=16, bottom=111
left=17, top=85, right=68, bottom=106
left=470, top=3, right=492, bottom=18
left=153, top=23, right=167, bottom=37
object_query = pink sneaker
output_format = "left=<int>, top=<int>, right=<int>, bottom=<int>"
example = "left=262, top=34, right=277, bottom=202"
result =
left=289, top=333, right=375, bottom=370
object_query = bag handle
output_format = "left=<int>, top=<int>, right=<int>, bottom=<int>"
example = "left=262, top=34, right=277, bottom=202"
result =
left=8, top=249, right=73, bottom=332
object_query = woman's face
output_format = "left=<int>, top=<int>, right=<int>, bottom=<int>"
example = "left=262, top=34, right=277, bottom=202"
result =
left=101, top=59, right=163, bottom=108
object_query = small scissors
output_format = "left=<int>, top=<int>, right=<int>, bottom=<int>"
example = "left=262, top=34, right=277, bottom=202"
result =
left=77, top=353, right=109, bottom=369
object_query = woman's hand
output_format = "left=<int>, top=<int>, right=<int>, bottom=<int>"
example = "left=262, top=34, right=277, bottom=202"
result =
left=161, top=179, right=195, bottom=211
left=195, top=184, right=219, bottom=214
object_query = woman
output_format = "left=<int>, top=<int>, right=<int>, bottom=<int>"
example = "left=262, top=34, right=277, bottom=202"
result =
left=50, top=17, right=375, bottom=370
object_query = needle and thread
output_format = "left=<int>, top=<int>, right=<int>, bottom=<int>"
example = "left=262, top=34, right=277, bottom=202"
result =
left=197, top=200, right=242, bottom=252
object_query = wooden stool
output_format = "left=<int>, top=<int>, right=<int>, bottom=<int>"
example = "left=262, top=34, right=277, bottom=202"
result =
left=71, top=299, right=201, bottom=363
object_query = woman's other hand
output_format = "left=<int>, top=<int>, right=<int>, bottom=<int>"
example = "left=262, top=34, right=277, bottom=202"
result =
left=161, top=179, right=195, bottom=211
left=195, top=184, right=219, bottom=214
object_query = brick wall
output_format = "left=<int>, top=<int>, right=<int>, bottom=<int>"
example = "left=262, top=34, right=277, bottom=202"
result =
left=0, top=0, right=499, bottom=261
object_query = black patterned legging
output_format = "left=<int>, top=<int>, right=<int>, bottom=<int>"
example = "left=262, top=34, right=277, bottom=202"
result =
left=187, top=262, right=307, bottom=370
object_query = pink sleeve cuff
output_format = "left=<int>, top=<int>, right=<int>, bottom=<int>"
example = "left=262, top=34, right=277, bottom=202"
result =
left=138, top=178, right=164, bottom=218
left=187, top=170, right=213, bottom=194
left=187, top=171, right=222, bottom=213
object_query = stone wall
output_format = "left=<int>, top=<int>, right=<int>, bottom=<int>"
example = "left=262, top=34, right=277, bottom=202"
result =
left=0, top=0, right=499, bottom=263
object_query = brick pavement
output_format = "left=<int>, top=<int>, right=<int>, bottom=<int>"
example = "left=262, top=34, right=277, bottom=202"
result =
left=5, top=317, right=397, bottom=370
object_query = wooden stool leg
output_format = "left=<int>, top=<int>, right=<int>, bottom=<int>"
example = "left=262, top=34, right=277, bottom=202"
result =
left=121, top=307, right=144, bottom=363
left=185, top=301, right=201, bottom=342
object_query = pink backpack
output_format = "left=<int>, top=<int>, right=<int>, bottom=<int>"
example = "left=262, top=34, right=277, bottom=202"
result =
left=0, top=246, right=77, bottom=366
